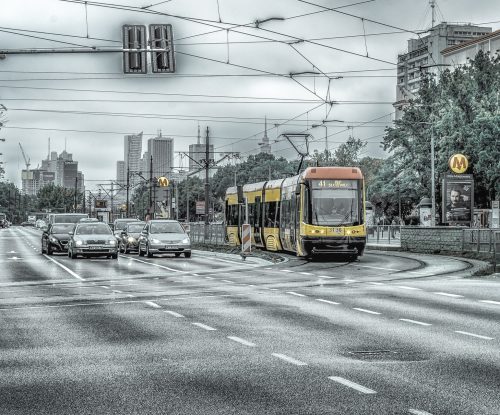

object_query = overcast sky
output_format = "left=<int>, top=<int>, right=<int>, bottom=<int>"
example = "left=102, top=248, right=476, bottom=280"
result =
left=0, top=0, right=499, bottom=189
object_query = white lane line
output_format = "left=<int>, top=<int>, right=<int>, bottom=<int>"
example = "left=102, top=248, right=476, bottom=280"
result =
left=227, top=336, right=256, bottom=347
left=100, top=286, right=110, bottom=289
left=205, top=276, right=214, bottom=279
left=399, top=318, right=432, bottom=326
left=434, top=292, right=464, bottom=298
left=368, top=282, right=385, bottom=286
left=316, top=298, right=340, bottom=305
left=126, top=294, right=135, bottom=298
left=300, top=272, right=313, bottom=276
left=112, top=290, right=123, bottom=293
left=221, top=279, right=234, bottom=283
left=123, top=256, right=181, bottom=272
left=353, top=307, right=381, bottom=315
left=356, top=265, right=401, bottom=272
left=328, top=376, right=376, bottom=394
left=286, top=291, right=307, bottom=297
left=455, top=331, right=493, bottom=340
left=192, top=273, right=199, bottom=276
left=144, top=301, right=162, bottom=309
left=409, top=409, right=434, bottom=415
left=396, top=286, right=422, bottom=291
left=271, top=353, right=307, bottom=366
left=192, top=322, right=217, bottom=331
left=164, top=310, right=185, bottom=318
left=281, top=269, right=293, bottom=273
left=43, top=254, right=85, bottom=281
left=479, top=300, right=500, bottom=305
left=317, top=275, right=336, bottom=279
left=343, top=279, right=358, bottom=283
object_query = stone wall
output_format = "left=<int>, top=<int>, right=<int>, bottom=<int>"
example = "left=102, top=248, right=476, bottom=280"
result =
left=401, top=226, right=464, bottom=254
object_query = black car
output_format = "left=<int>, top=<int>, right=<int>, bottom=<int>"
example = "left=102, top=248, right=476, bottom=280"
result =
left=118, top=221, right=146, bottom=254
left=41, top=223, right=75, bottom=255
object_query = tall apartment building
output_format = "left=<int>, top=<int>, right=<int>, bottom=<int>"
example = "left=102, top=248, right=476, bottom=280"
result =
left=394, top=22, right=491, bottom=118
left=124, top=132, right=143, bottom=186
left=441, top=29, right=500, bottom=65
left=147, top=133, right=174, bottom=177
left=188, top=125, right=214, bottom=174
left=116, top=160, right=126, bottom=185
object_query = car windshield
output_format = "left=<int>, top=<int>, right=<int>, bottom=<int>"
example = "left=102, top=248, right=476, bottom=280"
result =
left=127, top=224, right=145, bottom=233
left=54, top=215, right=88, bottom=223
left=150, top=222, right=184, bottom=234
left=115, top=221, right=134, bottom=230
left=52, top=224, right=75, bottom=233
left=76, top=224, right=112, bottom=235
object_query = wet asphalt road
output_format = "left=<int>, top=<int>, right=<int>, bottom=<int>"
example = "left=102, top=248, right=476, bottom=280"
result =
left=0, top=226, right=499, bottom=415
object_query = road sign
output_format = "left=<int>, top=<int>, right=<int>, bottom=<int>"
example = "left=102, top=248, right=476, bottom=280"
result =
left=241, top=223, right=251, bottom=254
left=449, top=154, right=468, bottom=174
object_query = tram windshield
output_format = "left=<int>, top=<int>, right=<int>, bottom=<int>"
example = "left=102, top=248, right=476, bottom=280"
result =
left=310, top=179, right=360, bottom=226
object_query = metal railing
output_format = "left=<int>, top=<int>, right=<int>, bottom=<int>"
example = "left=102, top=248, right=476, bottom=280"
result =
left=189, top=222, right=226, bottom=246
left=366, top=225, right=402, bottom=246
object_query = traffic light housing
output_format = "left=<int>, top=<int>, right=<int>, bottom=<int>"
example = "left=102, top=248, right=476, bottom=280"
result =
left=123, top=25, right=147, bottom=74
left=149, top=24, right=175, bottom=73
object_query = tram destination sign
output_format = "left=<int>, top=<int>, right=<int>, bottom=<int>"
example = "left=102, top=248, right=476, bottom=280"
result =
left=312, top=179, right=357, bottom=189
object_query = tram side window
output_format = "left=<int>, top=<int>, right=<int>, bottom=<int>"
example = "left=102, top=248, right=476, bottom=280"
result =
left=248, top=203, right=255, bottom=226
left=264, top=201, right=277, bottom=228
left=226, top=204, right=239, bottom=226
left=281, top=199, right=291, bottom=228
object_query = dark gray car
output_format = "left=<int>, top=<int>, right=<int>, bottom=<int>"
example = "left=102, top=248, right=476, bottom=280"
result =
left=118, top=221, right=146, bottom=253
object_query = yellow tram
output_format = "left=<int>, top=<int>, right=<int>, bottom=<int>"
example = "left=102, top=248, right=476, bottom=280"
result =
left=225, top=166, right=366, bottom=259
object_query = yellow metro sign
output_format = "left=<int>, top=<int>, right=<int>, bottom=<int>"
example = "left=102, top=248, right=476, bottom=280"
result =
left=449, top=154, right=468, bottom=174
left=158, top=176, right=169, bottom=187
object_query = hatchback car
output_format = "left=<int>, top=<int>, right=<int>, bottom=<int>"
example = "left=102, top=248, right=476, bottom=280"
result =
left=118, top=221, right=146, bottom=253
left=113, top=218, right=140, bottom=240
left=41, top=223, right=75, bottom=255
left=68, top=222, right=118, bottom=259
left=138, top=220, right=191, bottom=258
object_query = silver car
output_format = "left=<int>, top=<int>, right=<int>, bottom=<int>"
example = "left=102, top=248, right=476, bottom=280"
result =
left=138, top=220, right=191, bottom=258
left=68, top=222, right=118, bottom=259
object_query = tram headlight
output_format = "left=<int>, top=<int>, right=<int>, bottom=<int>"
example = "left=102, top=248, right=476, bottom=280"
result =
left=346, top=230, right=352, bottom=235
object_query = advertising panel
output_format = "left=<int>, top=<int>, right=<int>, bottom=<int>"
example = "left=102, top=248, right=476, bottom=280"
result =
left=442, top=174, right=473, bottom=224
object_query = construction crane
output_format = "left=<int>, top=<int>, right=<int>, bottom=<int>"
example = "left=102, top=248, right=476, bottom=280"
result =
left=18, top=142, right=30, bottom=170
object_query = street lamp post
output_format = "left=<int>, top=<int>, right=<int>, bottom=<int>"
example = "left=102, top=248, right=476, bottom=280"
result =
left=430, top=125, right=436, bottom=226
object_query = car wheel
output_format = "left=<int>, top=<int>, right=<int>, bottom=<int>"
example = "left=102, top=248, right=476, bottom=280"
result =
left=146, top=244, right=153, bottom=258
left=138, top=244, right=145, bottom=256
left=70, top=249, right=77, bottom=259
left=41, top=242, right=45, bottom=254
left=119, top=244, right=124, bottom=254
left=47, top=244, right=53, bottom=256
left=112, top=253, right=118, bottom=259
left=184, top=252, right=191, bottom=258
left=174, top=253, right=181, bottom=258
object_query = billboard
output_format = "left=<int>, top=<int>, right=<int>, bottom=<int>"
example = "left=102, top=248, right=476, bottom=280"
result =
left=442, top=174, right=473, bottom=224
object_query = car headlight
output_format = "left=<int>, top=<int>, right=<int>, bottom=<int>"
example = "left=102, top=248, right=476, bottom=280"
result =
left=107, top=240, right=116, bottom=245
left=128, top=237, right=136, bottom=243
left=75, top=240, right=83, bottom=246
left=150, top=238, right=161, bottom=244
left=182, top=238, right=190, bottom=244
left=49, top=236, right=58, bottom=243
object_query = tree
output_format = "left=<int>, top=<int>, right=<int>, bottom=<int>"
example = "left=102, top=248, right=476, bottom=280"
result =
left=37, top=183, right=75, bottom=213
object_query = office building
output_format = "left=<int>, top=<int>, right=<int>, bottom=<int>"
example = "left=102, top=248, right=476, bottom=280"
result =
left=147, top=133, right=174, bottom=177
left=116, top=160, right=126, bottom=185
left=124, top=132, right=143, bottom=186
left=188, top=125, right=214, bottom=175
left=441, top=29, right=500, bottom=65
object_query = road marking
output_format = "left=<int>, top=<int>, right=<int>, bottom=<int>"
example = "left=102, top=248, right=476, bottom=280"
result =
left=227, top=336, right=256, bottom=347
left=205, top=276, right=214, bottom=279
left=396, top=286, right=422, bottom=291
left=221, top=279, right=234, bottom=283
left=123, top=256, right=181, bottom=272
left=353, top=307, right=381, bottom=315
left=316, top=298, right=340, bottom=305
left=409, top=409, right=434, bottom=415
left=455, top=331, right=493, bottom=340
left=125, top=294, right=135, bottom=298
left=271, top=353, right=307, bottom=366
left=328, top=376, right=376, bottom=394
left=356, top=265, right=401, bottom=272
left=343, top=279, right=358, bottom=283
left=300, top=272, right=313, bottom=276
left=368, top=282, right=385, bottom=285
left=100, top=286, right=110, bottom=289
left=281, top=269, right=293, bottom=273
left=164, top=310, right=185, bottom=318
left=399, top=318, right=432, bottom=326
left=112, top=290, right=122, bottom=293
left=317, top=275, right=336, bottom=279
left=144, top=301, right=162, bottom=309
left=192, top=273, right=199, bottom=276
left=192, top=322, right=217, bottom=331
left=43, top=254, right=85, bottom=281
left=479, top=300, right=500, bottom=305
left=286, top=291, right=306, bottom=297
left=434, top=292, right=464, bottom=298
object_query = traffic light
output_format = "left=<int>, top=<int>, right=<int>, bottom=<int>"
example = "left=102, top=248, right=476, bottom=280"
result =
left=149, top=24, right=175, bottom=73
left=122, top=25, right=147, bottom=74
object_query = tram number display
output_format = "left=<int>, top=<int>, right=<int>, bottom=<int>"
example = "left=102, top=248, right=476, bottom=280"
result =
left=312, top=179, right=357, bottom=189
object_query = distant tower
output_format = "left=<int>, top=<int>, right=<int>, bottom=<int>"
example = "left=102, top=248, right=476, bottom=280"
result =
left=258, top=116, right=271, bottom=154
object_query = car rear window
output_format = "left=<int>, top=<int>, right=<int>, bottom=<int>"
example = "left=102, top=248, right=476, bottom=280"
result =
left=150, top=222, right=184, bottom=234
left=76, top=224, right=112, bottom=235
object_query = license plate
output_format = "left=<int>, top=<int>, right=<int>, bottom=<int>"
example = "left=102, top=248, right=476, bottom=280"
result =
left=164, top=245, right=176, bottom=249
left=89, top=246, right=104, bottom=250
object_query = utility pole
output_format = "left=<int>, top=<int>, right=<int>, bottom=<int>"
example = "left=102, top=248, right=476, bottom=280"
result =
left=204, top=126, right=210, bottom=240
left=126, top=164, right=130, bottom=218
left=175, top=181, right=179, bottom=221
left=186, top=178, right=190, bottom=223
left=149, top=155, right=153, bottom=219
left=74, top=176, right=78, bottom=213
left=110, top=182, right=114, bottom=222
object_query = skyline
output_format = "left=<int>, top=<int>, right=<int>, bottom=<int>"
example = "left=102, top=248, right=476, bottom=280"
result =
left=1, top=0, right=499, bottom=189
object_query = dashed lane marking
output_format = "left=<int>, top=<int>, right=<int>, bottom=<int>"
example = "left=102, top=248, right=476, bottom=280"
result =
left=409, top=409, right=434, bottom=415
left=434, top=292, right=464, bottom=298
left=353, top=307, right=381, bottom=315
left=316, top=299, right=340, bottom=305
left=287, top=291, right=307, bottom=297
left=122, top=256, right=181, bottom=272
left=368, top=282, right=385, bottom=286
left=221, top=280, right=235, bottom=283
left=479, top=300, right=500, bottom=305
left=192, top=322, right=217, bottom=331
left=300, top=272, right=313, bottom=276
left=356, top=265, right=401, bottom=272
left=317, top=275, right=336, bottom=279
left=328, top=376, right=377, bottom=394
left=271, top=353, right=307, bottom=366
left=227, top=336, right=256, bottom=347
left=399, top=318, right=432, bottom=326
left=144, top=301, right=162, bottom=309
left=455, top=331, right=493, bottom=340
left=164, top=310, right=185, bottom=318
left=396, top=286, right=422, bottom=291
